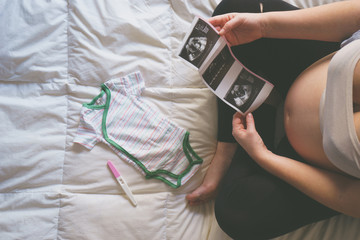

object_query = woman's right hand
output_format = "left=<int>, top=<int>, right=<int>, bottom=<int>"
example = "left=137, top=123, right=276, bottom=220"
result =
left=208, top=13, right=264, bottom=46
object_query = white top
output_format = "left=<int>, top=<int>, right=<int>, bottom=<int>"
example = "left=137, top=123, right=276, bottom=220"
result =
left=320, top=39, right=360, bottom=178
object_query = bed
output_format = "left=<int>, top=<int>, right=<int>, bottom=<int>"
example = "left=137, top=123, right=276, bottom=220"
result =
left=1, top=0, right=359, bottom=239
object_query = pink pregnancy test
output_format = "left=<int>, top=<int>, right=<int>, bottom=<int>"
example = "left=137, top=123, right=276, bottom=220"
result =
left=107, top=160, right=137, bottom=207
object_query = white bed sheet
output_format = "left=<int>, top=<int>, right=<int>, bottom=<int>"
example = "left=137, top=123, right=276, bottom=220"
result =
left=1, top=0, right=359, bottom=240
left=0, top=0, right=228, bottom=239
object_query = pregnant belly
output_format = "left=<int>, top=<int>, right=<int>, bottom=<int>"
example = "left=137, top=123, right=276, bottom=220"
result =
left=284, top=53, right=341, bottom=172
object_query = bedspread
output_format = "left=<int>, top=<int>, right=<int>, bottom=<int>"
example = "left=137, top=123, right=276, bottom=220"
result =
left=0, top=0, right=228, bottom=239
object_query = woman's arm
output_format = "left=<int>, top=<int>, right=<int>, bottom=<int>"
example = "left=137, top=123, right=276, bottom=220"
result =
left=209, top=0, right=360, bottom=46
left=233, top=113, right=360, bottom=218
left=262, top=0, right=360, bottom=42
left=260, top=149, right=360, bottom=218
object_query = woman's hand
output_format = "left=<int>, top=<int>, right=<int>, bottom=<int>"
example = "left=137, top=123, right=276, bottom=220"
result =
left=208, top=13, right=264, bottom=46
left=209, top=1, right=360, bottom=44
left=232, top=112, right=269, bottom=159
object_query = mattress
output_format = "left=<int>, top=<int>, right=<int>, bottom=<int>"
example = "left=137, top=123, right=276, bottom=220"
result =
left=0, top=0, right=359, bottom=239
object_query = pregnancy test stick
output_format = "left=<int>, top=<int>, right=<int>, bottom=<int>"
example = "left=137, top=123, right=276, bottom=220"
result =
left=107, top=160, right=137, bottom=207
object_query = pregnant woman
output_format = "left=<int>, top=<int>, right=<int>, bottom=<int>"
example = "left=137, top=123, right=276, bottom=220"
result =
left=185, top=0, right=360, bottom=239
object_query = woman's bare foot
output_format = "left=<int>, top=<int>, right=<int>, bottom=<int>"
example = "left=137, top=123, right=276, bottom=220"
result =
left=186, top=142, right=238, bottom=205
left=186, top=179, right=218, bottom=206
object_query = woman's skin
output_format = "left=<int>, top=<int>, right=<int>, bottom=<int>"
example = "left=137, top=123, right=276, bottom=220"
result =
left=186, top=0, right=360, bottom=217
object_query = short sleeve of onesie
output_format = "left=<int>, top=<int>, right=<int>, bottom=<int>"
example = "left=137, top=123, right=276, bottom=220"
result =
left=74, top=72, right=203, bottom=188
left=73, top=91, right=106, bottom=149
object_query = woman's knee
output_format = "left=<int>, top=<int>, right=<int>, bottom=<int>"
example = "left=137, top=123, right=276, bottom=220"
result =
left=215, top=193, right=272, bottom=239
left=214, top=173, right=298, bottom=239
left=212, top=0, right=261, bottom=16
left=213, top=0, right=299, bottom=18
left=214, top=175, right=275, bottom=239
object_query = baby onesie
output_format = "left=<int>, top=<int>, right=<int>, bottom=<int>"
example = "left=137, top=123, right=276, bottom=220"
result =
left=74, top=72, right=203, bottom=188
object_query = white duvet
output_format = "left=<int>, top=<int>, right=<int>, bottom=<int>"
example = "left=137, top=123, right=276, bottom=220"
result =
left=0, top=0, right=359, bottom=239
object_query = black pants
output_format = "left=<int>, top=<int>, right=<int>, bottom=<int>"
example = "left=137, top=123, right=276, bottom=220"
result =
left=214, top=0, right=340, bottom=239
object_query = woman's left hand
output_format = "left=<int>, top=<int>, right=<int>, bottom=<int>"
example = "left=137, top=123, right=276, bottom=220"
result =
left=232, top=112, right=269, bottom=160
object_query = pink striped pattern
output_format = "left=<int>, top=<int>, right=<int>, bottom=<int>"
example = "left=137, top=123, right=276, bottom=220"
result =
left=74, top=72, right=202, bottom=187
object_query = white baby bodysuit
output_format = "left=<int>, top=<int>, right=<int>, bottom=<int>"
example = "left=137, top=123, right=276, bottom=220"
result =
left=74, top=72, right=203, bottom=188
